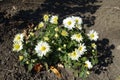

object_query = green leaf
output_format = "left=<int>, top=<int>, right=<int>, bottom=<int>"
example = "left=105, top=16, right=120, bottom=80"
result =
left=74, top=71, right=79, bottom=77
left=91, top=57, right=98, bottom=65
left=28, top=63, right=33, bottom=71
left=94, top=57, right=98, bottom=64
left=23, top=50, right=28, bottom=57
left=81, top=57, right=87, bottom=62
left=64, top=63, right=70, bottom=68
left=73, top=62, right=81, bottom=68
left=79, top=71, right=84, bottom=78
left=44, top=62, right=48, bottom=71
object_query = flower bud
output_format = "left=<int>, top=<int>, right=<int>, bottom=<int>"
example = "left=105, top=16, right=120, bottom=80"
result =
left=52, top=40, right=54, bottom=43
left=57, top=63, right=64, bottom=68
left=61, top=30, right=68, bottom=36
left=63, top=44, right=66, bottom=48
left=91, top=43, right=96, bottom=49
left=30, top=32, right=34, bottom=36
left=58, top=48, right=61, bottom=51
left=34, top=27, right=37, bottom=30
left=26, top=61, right=29, bottom=64
left=55, top=33, right=59, bottom=38
left=44, top=37, right=49, bottom=41
left=86, top=71, right=90, bottom=75
left=32, top=60, right=35, bottom=63
left=19, top=56, right=23, bottom=61
left=38, top=22, right=44, bottom=29
left=55, top=27, right=59, bottom=32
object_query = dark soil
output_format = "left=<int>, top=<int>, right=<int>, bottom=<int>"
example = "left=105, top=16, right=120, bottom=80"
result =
left=0, top=0, right=120, bottom=80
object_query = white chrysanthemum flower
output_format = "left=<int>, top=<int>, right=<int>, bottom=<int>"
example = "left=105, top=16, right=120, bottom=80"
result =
left=85, top=60, right=93, bottom=69
left=38, top=21, right=44, bottom=29
left=68, top=49, right=80, bottom=60
left=43, top=14, right=49, bottom=22
left=78, top=43, right=87, bottom=55
left=71, top=33, right=83, bottom=42
left=50, top=15, right=58, bottom=24
left=13, top=42, right=23, bottom=52
left=72, top=16, right=82, bottom=25
left=14, top=33, right=24, bottom=42
left=35, top=41, right=50, bottom=57
left=63, top=17, right=75, bottom=30
left=87, top=30, right=99, bottom=41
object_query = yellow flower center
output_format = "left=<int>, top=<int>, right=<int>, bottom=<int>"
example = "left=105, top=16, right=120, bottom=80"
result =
left=16, top=35, right=21, bottom=40
left=76, top=34, right=81, bottom=38
left=76, top=19, right=78, bottom=23
left=40, top=46, right=46, bottom=51
left=85, top=63, right=88, bottom=67
left=67, top=21, right=72, bottom=25
left=78, top=46, right=83, bottom=51
left=14, top=44, right=20, bottom=50
left=71, top=51, right=77, bottom=57
left=51, top=16, right=58, bottom=24
left=53, top=17, right=58, bottom=22
left=90, top=34, right=94, bottom=39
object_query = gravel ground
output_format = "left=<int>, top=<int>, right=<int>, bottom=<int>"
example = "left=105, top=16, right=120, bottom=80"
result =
left=0, top=0, right=120, bottom=80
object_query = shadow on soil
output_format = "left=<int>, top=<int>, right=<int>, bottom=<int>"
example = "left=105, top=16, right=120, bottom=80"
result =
left=93, top=38, right=115, bottom=74
left=10, top=0, right=102, bottom=29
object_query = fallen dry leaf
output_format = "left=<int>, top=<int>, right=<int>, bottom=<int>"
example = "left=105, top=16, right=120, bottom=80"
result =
left=50, top=66, right=62, bottom=78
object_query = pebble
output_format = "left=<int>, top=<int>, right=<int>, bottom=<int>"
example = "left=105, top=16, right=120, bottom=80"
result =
left=116, top=45, right=120, bottom=50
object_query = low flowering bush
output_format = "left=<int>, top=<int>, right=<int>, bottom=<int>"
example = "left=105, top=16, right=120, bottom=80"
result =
left=12, top=14, right=99, bottom=79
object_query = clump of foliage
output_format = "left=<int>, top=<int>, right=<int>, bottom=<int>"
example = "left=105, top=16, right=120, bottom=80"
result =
left=12, top=14, right=99, bottom=79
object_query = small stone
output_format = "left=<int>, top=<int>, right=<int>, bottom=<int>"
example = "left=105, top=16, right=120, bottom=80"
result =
left=116, top=45, right=120, bottom=50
